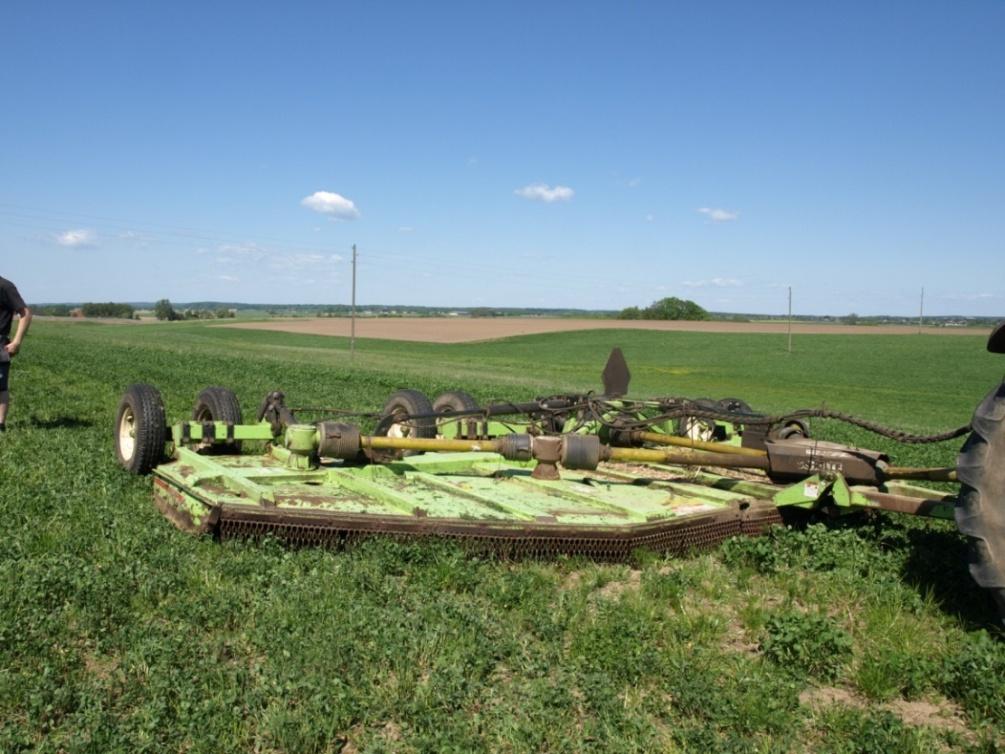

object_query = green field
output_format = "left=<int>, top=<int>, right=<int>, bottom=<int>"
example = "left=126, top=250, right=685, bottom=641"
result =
left=2, top=320, right=1004, bottom=752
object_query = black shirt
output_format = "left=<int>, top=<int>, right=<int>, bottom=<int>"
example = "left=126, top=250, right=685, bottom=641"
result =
left=0, top=276, right=27, bottom=340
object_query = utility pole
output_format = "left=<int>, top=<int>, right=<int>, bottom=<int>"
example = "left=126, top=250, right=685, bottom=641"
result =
left=787, top=286, right=793, bottom=354
left=918, top=286, right=924, bottom=334
left=350, top=244, right=357, bottom=360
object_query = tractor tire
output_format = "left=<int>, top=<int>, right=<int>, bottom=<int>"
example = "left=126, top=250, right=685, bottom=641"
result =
left=192, top=387, right=243, bottom=453
left=956, top=380, right=1005, bottom=622
left=115, top=384, right=167, bottom=475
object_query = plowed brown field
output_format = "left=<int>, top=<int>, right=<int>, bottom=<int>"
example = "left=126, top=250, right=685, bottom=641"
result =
left=219, top=317, right=988, bottom=344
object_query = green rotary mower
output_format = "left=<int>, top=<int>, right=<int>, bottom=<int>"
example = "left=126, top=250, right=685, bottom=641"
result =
left=114, top=324, right=1005, bottom=621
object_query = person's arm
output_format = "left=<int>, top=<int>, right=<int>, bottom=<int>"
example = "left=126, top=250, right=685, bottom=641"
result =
left=5, top=306, right=31, bottom=356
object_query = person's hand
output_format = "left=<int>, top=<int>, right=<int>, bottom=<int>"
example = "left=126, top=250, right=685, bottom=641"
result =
left=4, top=341, right=19, bottom=357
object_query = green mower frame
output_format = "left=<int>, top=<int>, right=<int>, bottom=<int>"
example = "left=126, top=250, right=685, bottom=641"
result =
left=115, top=325, right=1005, bottom=621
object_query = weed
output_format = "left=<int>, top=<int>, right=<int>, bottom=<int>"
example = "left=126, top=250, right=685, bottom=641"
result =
left=760, top=611, right=853, bottom=681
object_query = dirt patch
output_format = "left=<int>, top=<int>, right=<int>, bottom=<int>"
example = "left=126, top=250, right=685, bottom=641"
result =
left=83, top=652, right=119, bottom=682
left=561, top=571, right=583, bottom=591
left=799, top=686, right=862, bottom=709
left=218, top=317, right=989, bottom=344
left=593, top=569, right=642, bottom=600
left=886, top=699, right=972, bottom=738
left=380, top=722, right=403, bottom=743
left=799, top=686, right=973, bottom=740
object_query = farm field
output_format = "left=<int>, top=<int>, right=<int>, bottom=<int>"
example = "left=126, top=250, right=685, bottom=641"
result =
left=220, top=316, right=992, bottom=343
left=2, top=319, right=1004, bottom=752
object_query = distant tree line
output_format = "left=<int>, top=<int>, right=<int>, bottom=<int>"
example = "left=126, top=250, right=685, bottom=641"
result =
left=81, top=302, right=136, bottom=319
left=34, top=304, right=74, bottom=317
left=618, top=297, right=709, bottom=321
left=154, top=299, right=235, bottom=321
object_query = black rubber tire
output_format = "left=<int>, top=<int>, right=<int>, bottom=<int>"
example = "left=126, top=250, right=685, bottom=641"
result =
left=770, top=420, right=811, bottom=441
left=717, top=397, right=753, bottom=415
left=956, top=380, right=1005, bottom=622
left=374, top=389, right=436, bottom=460
left=433, top=390, right=479, bottom=414
left=378, top=389, right=437, bottom=439
left=115, top=384, right=167, bottom=475
left=192, top=387, right=243, bottom=453
left=433, top=390, right=480, bottom=438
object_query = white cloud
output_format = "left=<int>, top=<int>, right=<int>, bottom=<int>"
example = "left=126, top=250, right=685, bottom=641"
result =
left=645, top=214, right=654, bottom=222
left=398, top=226, right=414, bottom=233
left=268, top=253, right=342, bottom=271
left=627, top=177, right=642, bottom=188
left=682, top=278, right=743, bottom=288
left=301, top=190, right=360, bottom=220
left=56, top=228, right=97, bottom=247
left=697, top=207, right=738, bottom=222
left=218, top=275, right=239, bottom=283
left=515, top=183, right=574, bottom=203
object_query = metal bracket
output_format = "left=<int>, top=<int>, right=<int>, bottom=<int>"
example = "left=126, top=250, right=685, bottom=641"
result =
left=773, top=473, right=876, bottom=511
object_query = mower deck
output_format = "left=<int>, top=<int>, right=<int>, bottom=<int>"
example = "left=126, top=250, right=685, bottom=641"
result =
left=153, top=448, right=784, bottom=558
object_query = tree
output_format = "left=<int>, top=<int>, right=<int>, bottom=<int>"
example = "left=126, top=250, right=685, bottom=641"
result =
left=154, top=299, right=180, bottom=321
left=642, top=297, right=709, bottom=321
left=617, top=306, right=642, bottom=320
left=81, top=302, right=135, bottom=318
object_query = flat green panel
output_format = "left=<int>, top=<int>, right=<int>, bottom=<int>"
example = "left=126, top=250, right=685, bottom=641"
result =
left=155, top=449, right=759, bottom=527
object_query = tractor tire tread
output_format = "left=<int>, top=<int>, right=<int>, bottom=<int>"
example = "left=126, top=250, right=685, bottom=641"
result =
left=956, top=380, right=1005, bottom=621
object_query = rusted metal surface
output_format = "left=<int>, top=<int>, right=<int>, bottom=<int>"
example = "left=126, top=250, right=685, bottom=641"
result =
left=763, top=439, right=887, bottom=486
left=215, top=500, right=783, bottom=560
left=852, top=488, right=955, bottom=519
left=601, top=346, right=631, bottom=396
left=883, top=466, right=958, bottom=482
left=530, top=436, right=561, bottom=480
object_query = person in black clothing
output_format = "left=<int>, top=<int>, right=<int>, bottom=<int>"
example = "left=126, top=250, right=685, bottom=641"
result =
left=0, top=276, right=31, bottom=431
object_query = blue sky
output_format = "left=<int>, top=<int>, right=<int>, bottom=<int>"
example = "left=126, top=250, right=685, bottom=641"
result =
left=2, top=1, right=1003, bottom=315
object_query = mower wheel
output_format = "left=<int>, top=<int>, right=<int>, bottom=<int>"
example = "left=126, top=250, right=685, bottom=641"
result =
left=433, top=390, right=480, bottom=438
left=192, top=387, right=243, bottom=453
left=433, top=390, right=479, bottom=413
left=378, top=389, right=437, bottom=440
left=115, top=384, right=167, bottom=475
left=956, top=380, right=1005, bottom=622
left=770, top=420, right=811, bottom=440
left=678, top=417, right=718, bottom=442
left=717, top=397, right=753, bottom=415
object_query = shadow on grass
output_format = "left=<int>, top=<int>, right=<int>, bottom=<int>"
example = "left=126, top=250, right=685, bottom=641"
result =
left=901, top=527, right=1002, bottom=631
left=22, top=415, right=95, bottom=430
left=779, top=509, right=1002, bottom=630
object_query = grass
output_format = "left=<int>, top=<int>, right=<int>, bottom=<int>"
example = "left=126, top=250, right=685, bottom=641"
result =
left=1, top=320, right=1003, bottom=752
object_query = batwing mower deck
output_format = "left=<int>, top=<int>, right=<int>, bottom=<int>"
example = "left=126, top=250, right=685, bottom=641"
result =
left=150, top=448, right=788, bottom=558
left=114, top=329, right=1005, bottom=620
